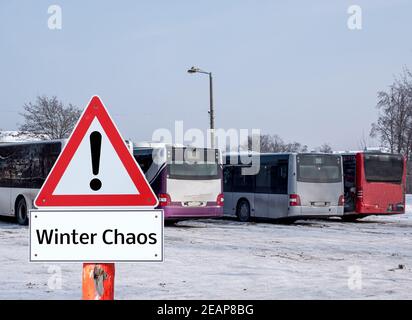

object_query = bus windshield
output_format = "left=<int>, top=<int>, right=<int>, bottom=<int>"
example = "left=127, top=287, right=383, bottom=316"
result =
left=364, top=154, right=403, bottom=183
left=168, top=162, right=219, bottom=179
left=297, top=154, right=342, bottom=183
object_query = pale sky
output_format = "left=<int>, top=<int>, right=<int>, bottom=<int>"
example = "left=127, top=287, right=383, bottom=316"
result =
left=0, top=0, right=411, bottom=150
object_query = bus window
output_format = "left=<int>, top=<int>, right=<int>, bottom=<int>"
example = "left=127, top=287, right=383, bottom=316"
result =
left=0, top=142, right=61, bottom=189
left=297, top=154, right=341, bottom=183
left=342, top=155, right=356, bottom=212
left=168, top=162, right=219, bottom=180
left=342, top=155, right=356, bottom=188
left=255, top=165, right=271, bottom=193
left=223, top=166, right=233, bottom=192
left=134, top=154, right=154, bottom=174
left=33, top=142, right=61, bottom=188
left=232, top=166, right=254, bottom=193
left=9, top=145, right=32, bottom=188
left=0, top=146, right=12, bottom=187
left=166, top=147, right=220, bottom=180
left=364, top=154, right=403, bottom=183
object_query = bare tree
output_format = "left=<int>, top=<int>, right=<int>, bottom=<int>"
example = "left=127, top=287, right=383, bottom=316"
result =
left=318, top=143, right=333, bottom=153
left=245, top=134, right=307, bottom=153
left=19, top=96, right=81, bottom=140
left=370, top=68, right=412, bottom=158
left=283, top=141, right=308, bottom=153
left=358, top=130, right=369, bottom=151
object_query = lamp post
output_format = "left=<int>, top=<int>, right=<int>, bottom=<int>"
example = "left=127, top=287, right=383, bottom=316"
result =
left=187, top=66, right=215, bottom=148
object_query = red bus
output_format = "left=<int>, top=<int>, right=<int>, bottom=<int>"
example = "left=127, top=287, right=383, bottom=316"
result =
left=342, top=152, right=406, bottom=221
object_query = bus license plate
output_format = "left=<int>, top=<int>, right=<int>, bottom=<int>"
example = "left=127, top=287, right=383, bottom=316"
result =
left=311, top=202, right=328, bottom=207
left=186, top=201, right=203, bottom=207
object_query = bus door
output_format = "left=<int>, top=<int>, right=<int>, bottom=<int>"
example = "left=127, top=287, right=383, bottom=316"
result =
left=0, top=186, right=11, bottom=215
left=254, top=164, right=270, bottom=218
left=267, top=160, right=289, bottom=218
left=342, top=155, right=356, bottom=213
left=231, top=166, right=255, bottom=216
left=222, top=166, right=234, bottom=215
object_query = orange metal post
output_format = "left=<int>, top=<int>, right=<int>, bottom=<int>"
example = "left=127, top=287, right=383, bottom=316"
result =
left=82, top=263, right=115, bottom=300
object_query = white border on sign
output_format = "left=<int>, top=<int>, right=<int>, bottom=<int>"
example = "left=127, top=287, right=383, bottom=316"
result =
left=29, top=209, right=164, bottom=263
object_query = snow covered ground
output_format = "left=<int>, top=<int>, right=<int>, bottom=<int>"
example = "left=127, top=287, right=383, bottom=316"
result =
left=1, top=198, right=411, bottom=299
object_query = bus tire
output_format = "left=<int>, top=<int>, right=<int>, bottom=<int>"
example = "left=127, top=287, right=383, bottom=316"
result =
left=16, top=197, right=29, bottom=226
left=236, top=199, right=250, bottom=222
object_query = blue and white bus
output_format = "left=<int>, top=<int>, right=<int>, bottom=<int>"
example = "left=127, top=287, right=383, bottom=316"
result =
left=223, top=152, right=344, bottom=222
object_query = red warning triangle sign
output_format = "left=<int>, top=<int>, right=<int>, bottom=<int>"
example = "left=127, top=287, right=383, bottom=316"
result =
left=34, top=96, right=159, bottom=208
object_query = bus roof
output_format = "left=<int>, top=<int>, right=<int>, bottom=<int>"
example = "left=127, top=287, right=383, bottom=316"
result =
left=336, top=150, right=403, bottom=157
left=223, top=152, right=340, bottom=166
left=133, top=142, right=220, bottom=152
left=224, top=151, right=339, bottom=157
left=334, top=147, right=391, bottom=155
left=0, top=139, right=66, bottom=147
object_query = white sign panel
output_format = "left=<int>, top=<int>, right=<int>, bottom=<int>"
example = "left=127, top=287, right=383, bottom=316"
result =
left=30, top=210, right=163, bottom=262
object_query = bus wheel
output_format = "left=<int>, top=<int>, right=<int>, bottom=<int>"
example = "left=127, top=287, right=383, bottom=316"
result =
left=237, top=200, right=250, bottom=222
left=16, top=197, right=29, bottom=225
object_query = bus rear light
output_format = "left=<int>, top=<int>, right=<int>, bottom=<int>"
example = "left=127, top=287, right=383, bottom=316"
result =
left=158, top=193, right=171, bottom=207
left=356, top=189, right=363, bottom=199
left=289, top=194, right=301, bottom=207
left=217, top=193, right=224, bottom=207
left=338, top=195, right=345, bottom=206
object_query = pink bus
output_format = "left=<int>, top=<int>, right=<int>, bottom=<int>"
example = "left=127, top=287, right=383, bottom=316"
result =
left=133, top=143, right=224, bottom=221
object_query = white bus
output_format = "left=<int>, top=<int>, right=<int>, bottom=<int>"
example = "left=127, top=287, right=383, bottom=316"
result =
left=223, top=152, right=344, bottom=222
left=0, top=140, right=64, bottom=224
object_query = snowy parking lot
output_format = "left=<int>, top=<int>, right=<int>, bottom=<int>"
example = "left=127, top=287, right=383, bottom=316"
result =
left=1, top=198, right=411, bottom=299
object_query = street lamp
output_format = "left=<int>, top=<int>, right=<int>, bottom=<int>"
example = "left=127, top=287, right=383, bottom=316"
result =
left=187, top=66, right=215, bottom=148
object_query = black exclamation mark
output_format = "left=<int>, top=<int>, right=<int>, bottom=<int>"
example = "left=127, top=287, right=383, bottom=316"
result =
left=90, top=131, right=102, bottom=191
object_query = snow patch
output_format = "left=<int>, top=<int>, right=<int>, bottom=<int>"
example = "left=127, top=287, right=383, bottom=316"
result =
left=0, top=131, right=45, bottom=143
